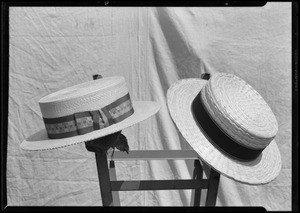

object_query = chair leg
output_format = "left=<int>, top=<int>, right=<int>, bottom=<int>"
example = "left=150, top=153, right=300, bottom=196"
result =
left=95, top=151, right=114, bottom=206
left=109, top=160, right=121, bottom=206
left=205, top=167, right=220, bottom=206
left=191, top=159, right=203, bottom=206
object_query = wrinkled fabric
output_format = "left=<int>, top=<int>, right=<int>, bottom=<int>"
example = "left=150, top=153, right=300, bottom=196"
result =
left=8, top=4, right=291, bottom=210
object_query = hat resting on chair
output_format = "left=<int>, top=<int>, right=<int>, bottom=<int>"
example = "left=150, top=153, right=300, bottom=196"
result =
left=21, top=76, right=160, bottom=151
left=167, top=72, right=281, bottom=185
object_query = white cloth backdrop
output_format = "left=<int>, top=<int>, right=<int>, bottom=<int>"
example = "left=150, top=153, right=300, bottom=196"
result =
left=8, top=3, right=291, bottom=210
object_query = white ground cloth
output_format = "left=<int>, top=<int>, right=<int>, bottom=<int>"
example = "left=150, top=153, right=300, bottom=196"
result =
left=8, top=3, right=291, bottom=210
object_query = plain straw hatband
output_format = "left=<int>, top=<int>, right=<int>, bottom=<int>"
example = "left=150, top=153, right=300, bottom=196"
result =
left=192, top=91, right=264, bottom=161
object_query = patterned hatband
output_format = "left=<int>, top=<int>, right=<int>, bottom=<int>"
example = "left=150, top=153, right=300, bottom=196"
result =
left=43, top=93, right=134, bottom=139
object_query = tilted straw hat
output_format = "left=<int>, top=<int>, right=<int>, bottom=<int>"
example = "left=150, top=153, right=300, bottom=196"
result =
left=21, top=76, right=160, bottom=151
left=167, top=72, right=281, bottom=185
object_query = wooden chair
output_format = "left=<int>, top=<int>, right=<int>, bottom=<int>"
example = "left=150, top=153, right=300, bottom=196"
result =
left=87, top=146, right=220, bottom=206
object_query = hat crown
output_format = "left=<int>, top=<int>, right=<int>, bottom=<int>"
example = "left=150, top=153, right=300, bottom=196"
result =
left=201, top=73, right=278, bottom=149
left=39, top=76, right=128, bottom=118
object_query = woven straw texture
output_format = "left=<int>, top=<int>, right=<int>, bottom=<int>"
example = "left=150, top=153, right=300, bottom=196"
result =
left=21, top=76, right=160, bottom=151
left=167, top=76, right=281, bottom=185
left=39, top=76, right=128, bottom=118
left=201, top=73, right=278, bottom=149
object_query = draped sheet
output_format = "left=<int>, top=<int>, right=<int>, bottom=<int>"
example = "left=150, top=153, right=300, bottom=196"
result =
left=8, top=3, right=291, bottom=210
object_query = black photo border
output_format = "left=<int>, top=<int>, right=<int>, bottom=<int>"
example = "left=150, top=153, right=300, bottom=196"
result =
left=0, top=1, right=297, bottom=212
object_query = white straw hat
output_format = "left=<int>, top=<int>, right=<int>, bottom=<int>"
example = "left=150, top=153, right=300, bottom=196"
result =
left=21, top=76, right=160, bottom=151
left=167, top=72, right=281, bottom=185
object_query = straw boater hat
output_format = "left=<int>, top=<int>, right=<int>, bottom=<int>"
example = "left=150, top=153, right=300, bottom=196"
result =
left=21, top=76, right=160, bottom=151
left=167, top=72, right=281, bottom=185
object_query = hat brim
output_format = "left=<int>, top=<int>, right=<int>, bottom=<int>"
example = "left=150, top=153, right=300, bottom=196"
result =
left=21, top=101, right=160, bottom=151
left=167, top=78, right=281, bottom=185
